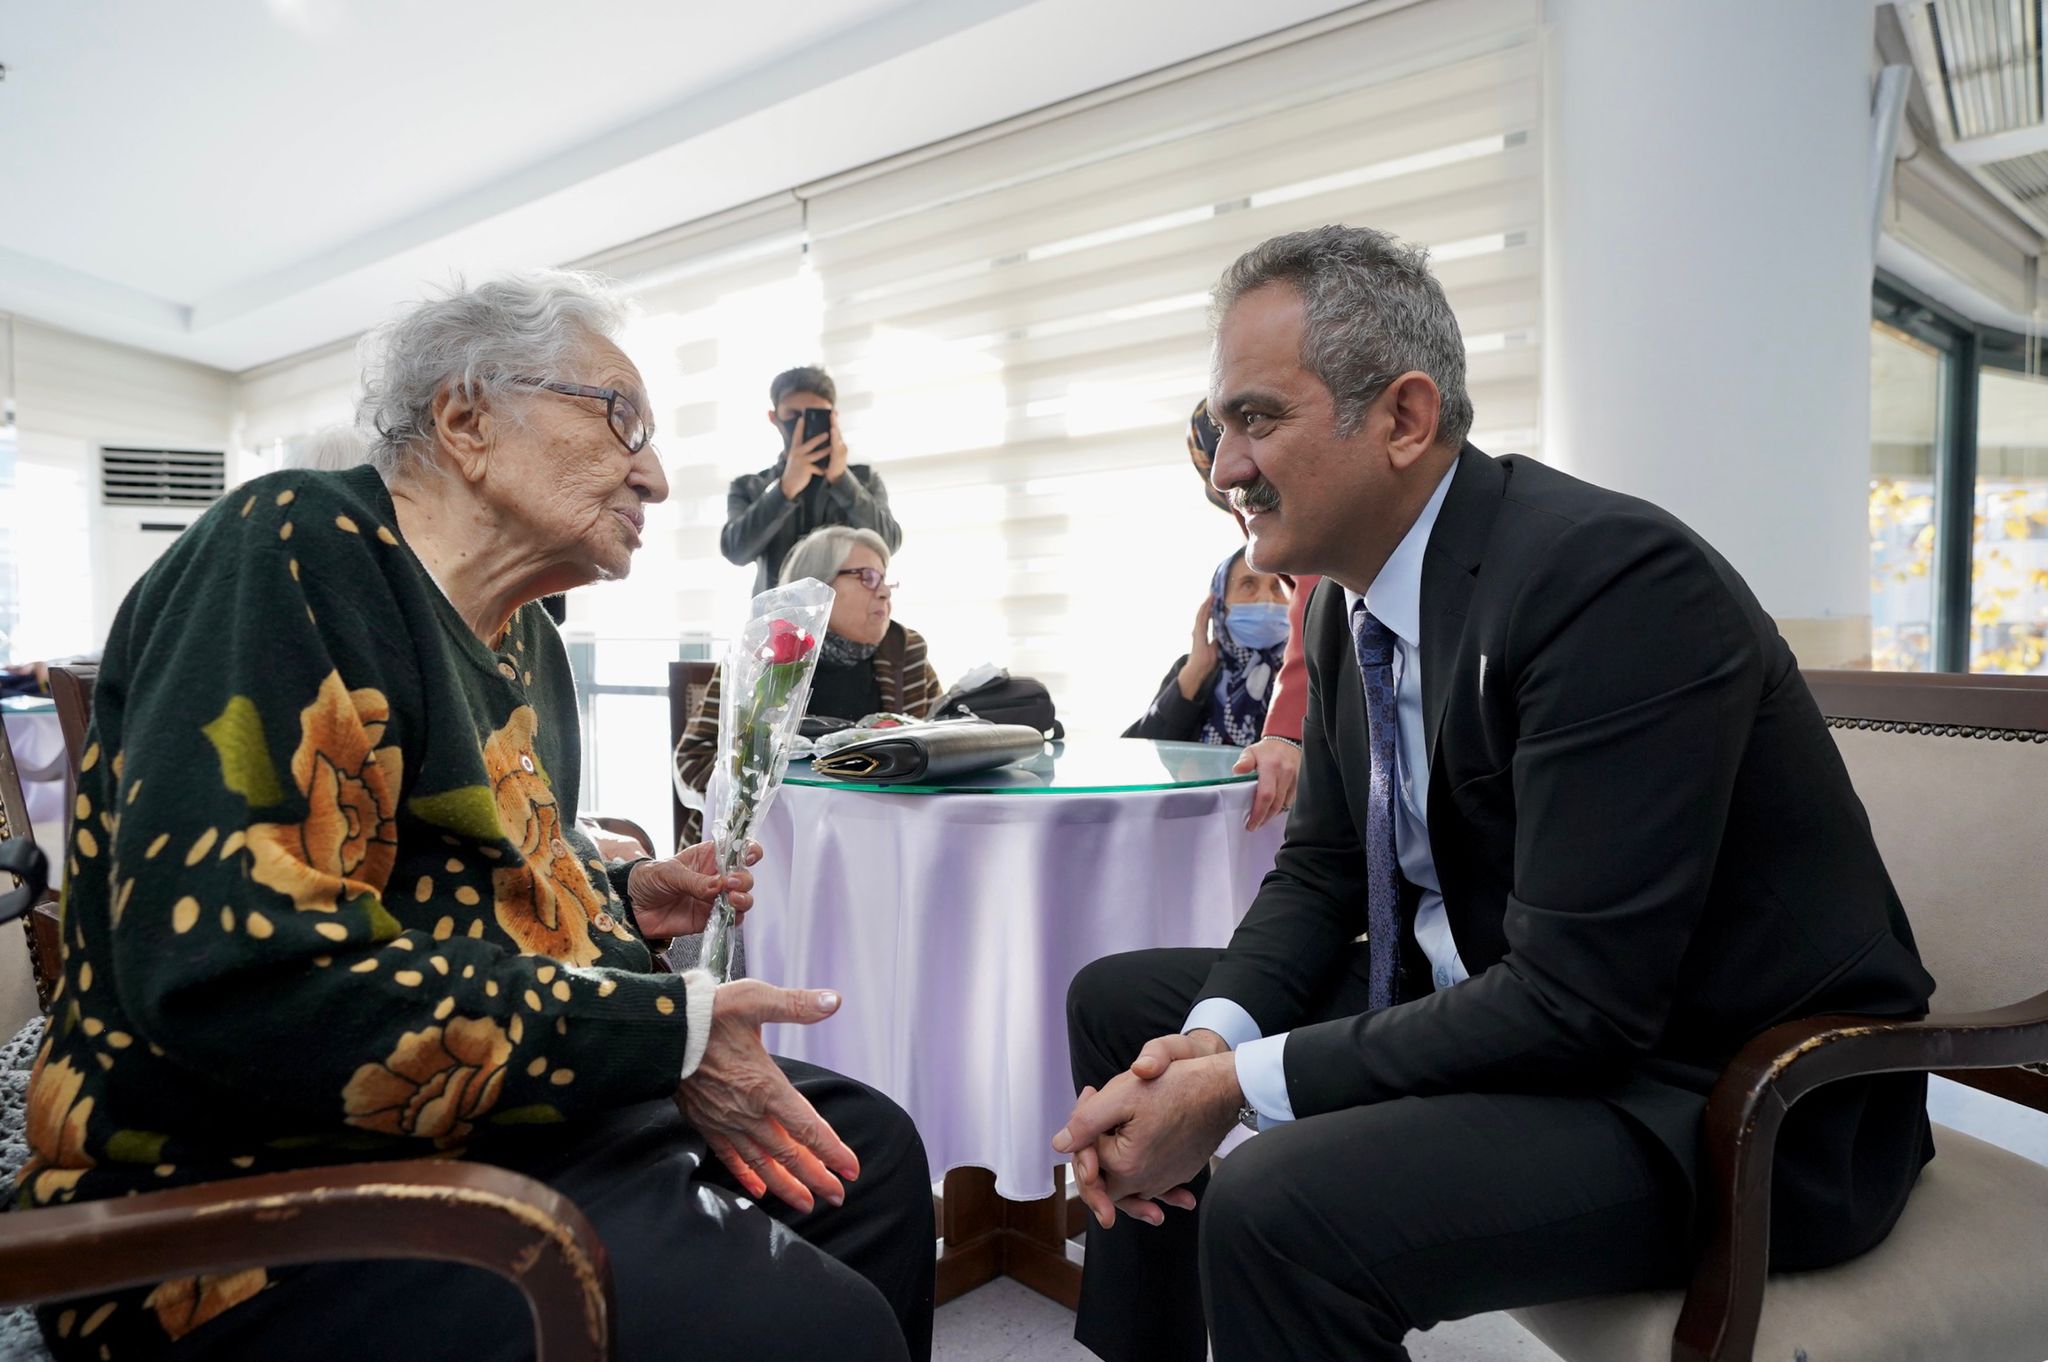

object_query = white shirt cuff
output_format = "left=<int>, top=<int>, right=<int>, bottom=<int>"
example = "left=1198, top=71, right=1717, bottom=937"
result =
left=1234, top=1033, right=1296, bottom=1127
left=1183, top=998, right=1263, bottom=1052
left=677, top=969, right=718, bottom=1081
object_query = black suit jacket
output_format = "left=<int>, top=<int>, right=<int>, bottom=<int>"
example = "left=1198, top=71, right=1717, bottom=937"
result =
left=1199, top=446, right=1935, bottom=1260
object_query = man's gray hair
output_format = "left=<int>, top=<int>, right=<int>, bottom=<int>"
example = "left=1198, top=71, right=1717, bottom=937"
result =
left=779, top=525, right=891, bottom=589
left=357, top=270, right=630, bottom=481
left=1212, top=226, right=1473, bottom=448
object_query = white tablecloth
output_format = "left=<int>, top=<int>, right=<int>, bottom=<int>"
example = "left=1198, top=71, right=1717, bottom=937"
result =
left=2, top=709, right=66, bottom=831
left=749, top=779, right=1285, bottom=1198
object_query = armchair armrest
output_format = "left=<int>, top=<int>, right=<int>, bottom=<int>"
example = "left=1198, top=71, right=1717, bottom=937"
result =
left=0, top=1159, right=614, bottom=1362
left=584, top=814, right=658, bottom=860
left=1671, top=989, right=2048, bottom=1362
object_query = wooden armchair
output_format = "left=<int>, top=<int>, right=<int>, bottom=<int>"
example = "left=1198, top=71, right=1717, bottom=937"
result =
left=1514, top=669, right=2048, bottom=1362
left=43, top=665, right=94, bottom=782
left=2, top=674, right=619, bottom=1360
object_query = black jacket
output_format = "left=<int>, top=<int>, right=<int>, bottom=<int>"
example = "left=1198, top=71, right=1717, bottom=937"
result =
left=720, top=460, right=903, bottom=595
left=1124, top=655, right=1221, bottom=743
left=1199, top=445, right=1935, bottom=1264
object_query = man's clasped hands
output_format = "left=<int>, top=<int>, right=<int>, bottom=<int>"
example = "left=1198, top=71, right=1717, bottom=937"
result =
left=1052, top=1027, right=1245, bottom=1229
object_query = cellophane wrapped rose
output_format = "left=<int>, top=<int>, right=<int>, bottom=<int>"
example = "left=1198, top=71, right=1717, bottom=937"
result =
left=692, top=577, right=835, bottom=981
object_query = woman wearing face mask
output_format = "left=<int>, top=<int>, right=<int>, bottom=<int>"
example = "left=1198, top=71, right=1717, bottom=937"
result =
left=1185, top=399, right=1314, bottom=825
left=1125, top=547, right=1293, bottom=744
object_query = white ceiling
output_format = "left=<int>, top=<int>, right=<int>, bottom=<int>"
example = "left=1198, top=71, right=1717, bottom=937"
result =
left=0, top=0, right=1362, bottom=373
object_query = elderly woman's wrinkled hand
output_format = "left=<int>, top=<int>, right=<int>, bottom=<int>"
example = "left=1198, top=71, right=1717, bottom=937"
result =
left=627, top=840, right=764, bottom=940
left=676, top=980, right=861, bottom=1214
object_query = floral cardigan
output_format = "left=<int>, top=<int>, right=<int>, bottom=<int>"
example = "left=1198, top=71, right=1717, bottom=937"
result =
left=18, top=465, right=695, bottom=1360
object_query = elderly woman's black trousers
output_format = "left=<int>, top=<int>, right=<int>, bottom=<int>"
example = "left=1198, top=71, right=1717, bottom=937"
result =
left=161, top=1060, right=935, bottom=1362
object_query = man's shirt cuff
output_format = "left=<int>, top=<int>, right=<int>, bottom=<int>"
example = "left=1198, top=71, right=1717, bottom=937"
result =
left=1183, top=998, right=1262, bottom=1052
left=1233, top=1033, right=1295, bottom=1128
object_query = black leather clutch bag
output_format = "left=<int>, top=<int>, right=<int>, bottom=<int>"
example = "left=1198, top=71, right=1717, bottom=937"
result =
left=809, top=723, right=1048, bottom=783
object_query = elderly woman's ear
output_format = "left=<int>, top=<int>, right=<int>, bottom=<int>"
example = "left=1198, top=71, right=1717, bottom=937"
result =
left=429, top=381, right=495, bottom=483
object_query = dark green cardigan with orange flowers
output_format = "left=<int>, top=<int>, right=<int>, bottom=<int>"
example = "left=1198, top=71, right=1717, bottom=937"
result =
left=19, top=464, right=697, bottom=1359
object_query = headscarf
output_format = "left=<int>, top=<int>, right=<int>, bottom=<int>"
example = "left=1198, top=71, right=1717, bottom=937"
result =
left=1199, top=548, right=1287, bottom=746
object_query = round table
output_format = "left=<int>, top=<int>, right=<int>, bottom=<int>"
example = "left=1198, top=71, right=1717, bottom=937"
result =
left=746, top=737, right=1286, bottom=1305
left=2, top=700, right=67, bottom=833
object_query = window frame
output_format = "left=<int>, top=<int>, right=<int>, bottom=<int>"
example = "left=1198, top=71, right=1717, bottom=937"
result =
left=1872, top=271, right=2038, bottom=672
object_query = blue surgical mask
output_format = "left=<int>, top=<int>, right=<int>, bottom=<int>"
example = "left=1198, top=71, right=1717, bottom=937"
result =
left=1223, top=602, right=1290, bottom=652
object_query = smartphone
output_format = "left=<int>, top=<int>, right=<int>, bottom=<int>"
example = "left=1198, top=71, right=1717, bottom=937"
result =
left=781, top=407, right=834, bottom=460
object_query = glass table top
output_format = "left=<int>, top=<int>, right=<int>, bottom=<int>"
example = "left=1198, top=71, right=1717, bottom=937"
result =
left=785, top=737, right=1254, bottom=795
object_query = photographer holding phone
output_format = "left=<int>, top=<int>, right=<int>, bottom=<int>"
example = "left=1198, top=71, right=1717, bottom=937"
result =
left=721, top=366, right=903, bottom=593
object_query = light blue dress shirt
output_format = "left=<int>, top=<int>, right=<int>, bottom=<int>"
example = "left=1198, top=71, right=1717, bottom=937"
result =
left=1185, top=462, right=1467, bottom=1125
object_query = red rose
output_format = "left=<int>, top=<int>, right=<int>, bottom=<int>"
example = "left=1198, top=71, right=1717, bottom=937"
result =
left=761, top=619, right=814, bottom=665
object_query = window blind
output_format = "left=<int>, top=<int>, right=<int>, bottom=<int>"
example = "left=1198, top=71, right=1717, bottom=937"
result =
left=798, top=0, right=1541, bottom=737
left=571, top=194, right=812, bottom=647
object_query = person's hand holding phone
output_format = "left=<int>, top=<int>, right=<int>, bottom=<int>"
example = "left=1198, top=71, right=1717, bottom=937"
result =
left=777, top=408, right=833, bottom=500
left=823, top=410, right=850, bottom=485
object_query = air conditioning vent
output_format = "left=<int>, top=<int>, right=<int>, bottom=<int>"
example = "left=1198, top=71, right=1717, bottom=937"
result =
left=100, top=447, right=225, bottom=507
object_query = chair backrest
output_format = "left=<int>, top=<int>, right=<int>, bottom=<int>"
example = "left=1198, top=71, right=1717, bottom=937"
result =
left=667, top=661, right=715, bottom=849
left=1807, top=669, right=2048, bottom=1108
left=48, top=663, right=97, bottom=774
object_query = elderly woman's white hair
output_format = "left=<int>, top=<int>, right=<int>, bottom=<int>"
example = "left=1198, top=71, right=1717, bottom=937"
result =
left=356, top=270, right=629, bottom=482
left=778, top=525, right=891, bottom=591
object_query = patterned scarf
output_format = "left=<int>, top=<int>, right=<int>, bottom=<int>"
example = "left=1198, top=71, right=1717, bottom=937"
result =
left=818, top=631, right=880, bottom=667
left=1199, top=552, right=1286, bottom=746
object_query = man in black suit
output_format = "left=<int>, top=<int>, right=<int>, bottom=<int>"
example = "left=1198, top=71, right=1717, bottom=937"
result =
left=1056, top=226, right=1935, bottom=1362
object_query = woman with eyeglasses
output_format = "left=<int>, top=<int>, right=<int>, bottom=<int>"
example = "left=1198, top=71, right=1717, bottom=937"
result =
left=1126, top=545, right=1294, bottom=747
left=675, top=525, right=941, bottom=830
left=19, top=273, right=934, bottom=1362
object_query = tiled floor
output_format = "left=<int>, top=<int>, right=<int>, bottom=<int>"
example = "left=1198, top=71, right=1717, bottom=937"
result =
left=933, top=1279, right=1561, bottom=1361
left=932, top=1079, right=2048, bottom=1361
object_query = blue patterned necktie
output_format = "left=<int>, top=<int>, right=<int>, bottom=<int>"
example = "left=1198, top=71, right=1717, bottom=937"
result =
left=1350, top=600, right=1402, bottom=1011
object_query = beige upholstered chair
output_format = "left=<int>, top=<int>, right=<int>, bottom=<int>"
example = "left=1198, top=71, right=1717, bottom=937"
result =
left=1514, top=669, right=2048, bottom=1362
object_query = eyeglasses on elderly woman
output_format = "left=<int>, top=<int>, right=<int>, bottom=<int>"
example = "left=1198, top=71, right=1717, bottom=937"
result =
left=506, top=375, right=654, bottom=454
left=835, top=566, right=898, bottom=593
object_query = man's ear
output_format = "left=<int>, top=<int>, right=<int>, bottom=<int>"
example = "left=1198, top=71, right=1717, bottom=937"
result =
left=1379, top=371, right=1444, bottom=473
left=431, top=382, right=493, bottom=484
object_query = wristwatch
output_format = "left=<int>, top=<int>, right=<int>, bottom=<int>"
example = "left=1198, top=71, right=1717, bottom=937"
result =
left=1237, top=1102, right=1260, bottom=1132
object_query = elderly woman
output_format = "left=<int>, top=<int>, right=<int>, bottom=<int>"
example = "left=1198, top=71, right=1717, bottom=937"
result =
left=1127, top=546, right=1293, bottom=745
left=675, top=526, right=940, bottom=822
left=18, top=275, right=933, bottom=1362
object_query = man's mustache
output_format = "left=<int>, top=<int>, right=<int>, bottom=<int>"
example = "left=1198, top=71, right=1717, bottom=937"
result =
left=1229, top=479, right=1281, bottom=516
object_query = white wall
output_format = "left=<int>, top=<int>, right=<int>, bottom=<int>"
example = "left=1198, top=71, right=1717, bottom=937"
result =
left=1541, top=0, right=1877, bottom=665
left=232, top=338, right=362, bottom=458
left=8, top=318, right=234, bottom=654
